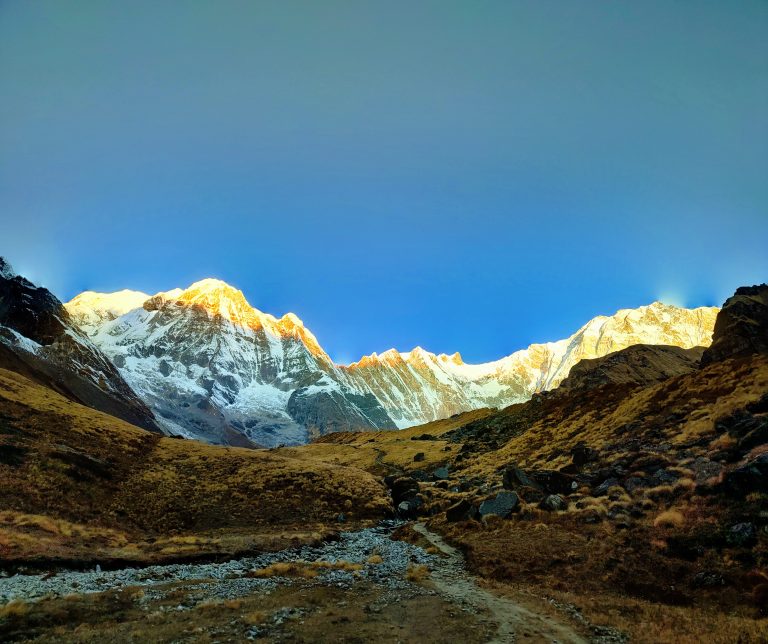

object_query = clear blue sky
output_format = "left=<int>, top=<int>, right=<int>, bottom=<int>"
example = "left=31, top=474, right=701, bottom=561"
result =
left=1, top=2, right=767, bottom=363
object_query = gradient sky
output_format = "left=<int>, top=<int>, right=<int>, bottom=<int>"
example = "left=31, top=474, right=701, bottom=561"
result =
left=1, top=2, right=767, bottom=363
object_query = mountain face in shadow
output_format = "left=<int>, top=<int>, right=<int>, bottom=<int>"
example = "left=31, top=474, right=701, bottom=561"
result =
left=0, top=258, right=159, bottom=432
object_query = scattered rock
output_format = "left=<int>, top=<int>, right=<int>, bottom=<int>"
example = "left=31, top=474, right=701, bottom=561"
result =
left=478, top=491, right=520, bottom=518
left=692, top=571, right=725, bottom=588
left=413, top=452, right=425, bottom=463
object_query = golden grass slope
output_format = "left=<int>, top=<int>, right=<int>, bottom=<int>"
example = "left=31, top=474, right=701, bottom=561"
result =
left=276, top=409, right=493, bottom=475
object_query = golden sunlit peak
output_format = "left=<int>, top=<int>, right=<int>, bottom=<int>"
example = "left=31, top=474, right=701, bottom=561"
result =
left=280, top=312, right=305, bottom=328
left=184, top=278, right=239, bottom=295
left=438, top=351, right=463, bottom=365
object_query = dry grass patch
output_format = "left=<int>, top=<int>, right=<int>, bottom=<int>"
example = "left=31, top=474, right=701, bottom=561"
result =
left=406, top=564, right=430, bottom=583
left=653, top=509, right=685, bottom=529
left=248, top=559, right=364, bottom=579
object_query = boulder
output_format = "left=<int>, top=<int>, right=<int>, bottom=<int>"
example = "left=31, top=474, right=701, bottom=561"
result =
left=445, top=498, right=479, bottom=522
left=413, top=452, right=425, bottom=462
left=397, top=496, right=423, bottom=519
left=727, top=522, right=757, bottom=548
left=502, top=465, right=537, bottom=490
left=432, top=466, right=450, bottom=480
left=692, top=457, right=724, bottom=484
left=723, top=453, right=768, bottom=497
left=594, top=477, right=620, bottom=496
left=540, top=494, right=567, bottom=512
left=572, top=443, right=599, bottom=466
left=530, top=469, right=578, bottom=495
left=622, top=476, right=647, bottom=493
left=478, top=491, right=520, bottom=518
left=518, top=485, right=546, bottom=504
left=739, top=419, right=768, bottom=451
left=386, top=476, right=419, bottom=506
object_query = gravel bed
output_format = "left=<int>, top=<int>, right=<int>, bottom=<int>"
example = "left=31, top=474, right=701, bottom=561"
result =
left=0, top=520, right=433, bottom=605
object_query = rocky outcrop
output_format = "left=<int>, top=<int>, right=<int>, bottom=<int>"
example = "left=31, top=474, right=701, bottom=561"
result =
left=701, top=284, right=768, bottom=366
left=0, top=258, right=159, bottom=432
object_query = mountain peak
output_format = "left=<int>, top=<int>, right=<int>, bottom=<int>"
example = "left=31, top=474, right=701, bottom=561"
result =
left=183, top=278, right=241, bottom=296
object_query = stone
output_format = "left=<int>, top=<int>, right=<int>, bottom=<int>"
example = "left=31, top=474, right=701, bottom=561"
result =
left=478, top=491, right=520, bottom=518
left=502, top=465, right=536, bottom=490
left=723, top=453, right=768, bottom=497
left=571, top=443, right=599, bottom=466
left=622, top=476, right=647, bottom=493
left=432, top=466, right=450, bottom=480
left=739, top=419, right=768, bottom=451
left=540, top=494, right=567, bottom=512
left=726, top=522, right=757, bottom=548
left=701, top=284, right=768, bottom=366
left=445, top=498, right=479, bottom=522
left=413, top=452, right=425, bottom=462
left=396, top=497, right=423, bottom=519
left=518, top=485, right=546, bottom=504
left=386, top=476, right=419, bottom=506
left=529, top=469, right=578, bottom=495
left=594, top=478, right=620, bottom=496
left=692, top=457, right=724, bottom=484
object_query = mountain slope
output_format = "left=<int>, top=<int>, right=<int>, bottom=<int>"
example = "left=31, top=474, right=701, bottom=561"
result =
left=0, top=258, right=159, bottom=431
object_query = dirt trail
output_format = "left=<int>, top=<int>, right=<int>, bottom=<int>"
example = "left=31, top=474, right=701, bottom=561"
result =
left=413, top=522, right=587, bottom=644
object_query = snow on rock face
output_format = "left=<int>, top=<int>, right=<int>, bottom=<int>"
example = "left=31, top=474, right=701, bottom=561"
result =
left=68, top=277, right=719, bottom=445
left=67, top=280, right=395, bottom=446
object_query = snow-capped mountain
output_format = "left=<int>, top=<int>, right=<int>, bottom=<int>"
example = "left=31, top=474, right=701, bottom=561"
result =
left=67, top=279, right=394, bottom=446
left=67, top=275, right=719, bottom=446
left=339, top=302, right=720, bottom=428
left=0, top=258, right=159, bottom=431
